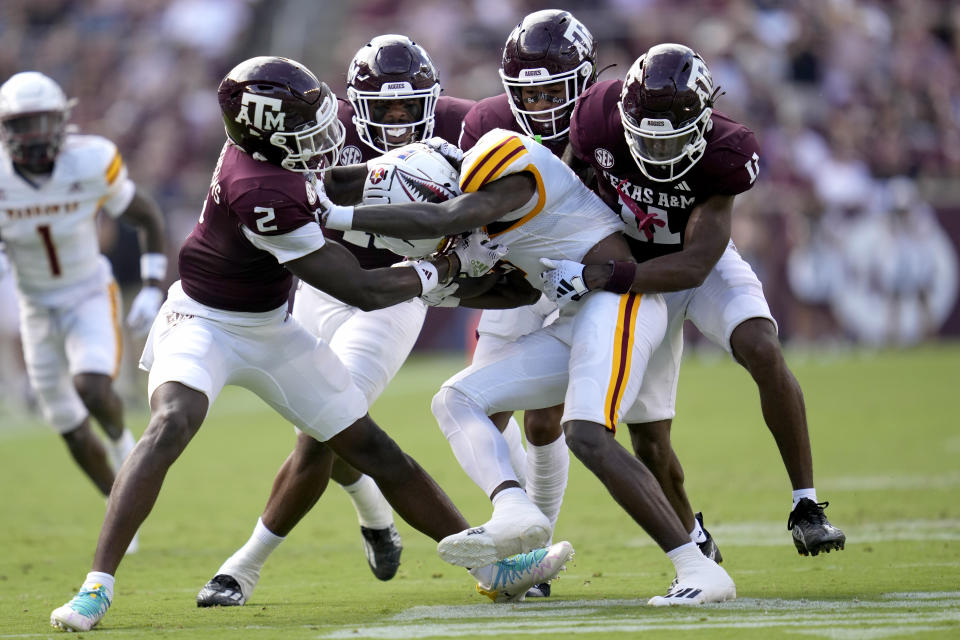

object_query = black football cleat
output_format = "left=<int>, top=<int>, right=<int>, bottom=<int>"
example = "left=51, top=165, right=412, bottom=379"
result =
left=695, top=512, right=723, bottom=564
left=361, top=524, right=403, bottom=581
left=197, top=574, right=246, bottom=607
left=787, top=499, right=846, bottom=556
left=525, top=582, right=551, bottom=598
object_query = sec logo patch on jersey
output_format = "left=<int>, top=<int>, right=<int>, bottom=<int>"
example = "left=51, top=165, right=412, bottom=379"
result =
left=340, top=145, right=363, bottom=165
left=305, top=179, right=318, bottom=205
left=595, top=148, right=614, bottom=168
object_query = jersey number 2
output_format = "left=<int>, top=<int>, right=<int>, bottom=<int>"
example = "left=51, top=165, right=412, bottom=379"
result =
left=37, top=224, right=62, bottom=276
left=254, top=207, right=278, bottom=232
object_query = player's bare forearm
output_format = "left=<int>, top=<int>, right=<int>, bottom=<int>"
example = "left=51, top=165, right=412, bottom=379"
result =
left=349, top=172, right=536, bottom=238
left=119, top=188, right=167, bottom=287
left=119, top=188, right=166, bottom=254
left=583, top=195, right=734, bottom=293
left=323, top=164, right=368, bottom=205
left=458, top=270, right=541, bottom=309
left=287, top=241, right=458, bottom=312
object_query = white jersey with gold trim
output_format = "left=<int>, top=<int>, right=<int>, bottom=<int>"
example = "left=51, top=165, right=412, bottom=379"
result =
left=0, top=133, right=135, bottom=301
left=458, top=128, right=620, bottom=287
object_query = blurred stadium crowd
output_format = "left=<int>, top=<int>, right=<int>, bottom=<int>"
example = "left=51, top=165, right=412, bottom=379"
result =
left=1, top=0, right=958, bottom=411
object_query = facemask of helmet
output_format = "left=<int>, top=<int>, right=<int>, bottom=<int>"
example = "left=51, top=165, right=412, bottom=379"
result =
left=347, top=35, right=441, bottom=154
left=499, top=10, right=597, bottom=141
left=619, top=44, right=718, bottom=182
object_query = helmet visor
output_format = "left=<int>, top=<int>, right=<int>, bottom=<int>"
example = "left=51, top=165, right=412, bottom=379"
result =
left=499, top=60, right=592, bottom=141
left=631, top=129, right=696, bottom=163
left=618, top=102, right=712, bottom=182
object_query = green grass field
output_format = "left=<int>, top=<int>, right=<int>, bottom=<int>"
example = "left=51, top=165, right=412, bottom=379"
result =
left=1, top=343, right=958, bottom=639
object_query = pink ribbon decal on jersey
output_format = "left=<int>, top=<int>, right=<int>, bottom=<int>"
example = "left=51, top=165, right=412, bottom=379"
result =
left=615, top=179, right=665, bottom=241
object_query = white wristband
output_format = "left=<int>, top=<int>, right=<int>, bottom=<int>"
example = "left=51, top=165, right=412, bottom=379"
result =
left=140, top=253, right=167, bottom=281
left=325, top=204, right=355, bottom=230
left=412, top=260, right=439, bottom=294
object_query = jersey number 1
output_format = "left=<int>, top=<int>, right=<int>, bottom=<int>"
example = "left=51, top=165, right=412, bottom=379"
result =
left=37, top=224, right=62, bottom=276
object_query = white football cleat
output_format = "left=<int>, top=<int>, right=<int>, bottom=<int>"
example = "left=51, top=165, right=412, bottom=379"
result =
left=125, top=529, right=140, bottom=555
left=105, top=429, right=136, bottom=472
left=647, top=562, right=736, bottom=606
left=50, top=584, right=111, bottom=632
left=438, top=504, right=551, bottom=568
left=476, top=541, right=574, bottom=603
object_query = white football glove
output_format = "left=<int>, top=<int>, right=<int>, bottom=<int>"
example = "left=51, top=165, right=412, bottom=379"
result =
left=126, top=285, right=164, bottom=337
left=421, top=279, right=461, bottom=307
left=453, top=232, right=508, bottom=277
left=423, top=136, right=463, bottom=166
left=317, top=189, right=355, bottom=230
left=539, top=257, right=590, bottom=307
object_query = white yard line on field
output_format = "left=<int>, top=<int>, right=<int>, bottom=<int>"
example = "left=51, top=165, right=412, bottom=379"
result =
left=622, top=518, right=960, bottom=547
left=318, top=593, right=960, bottom=639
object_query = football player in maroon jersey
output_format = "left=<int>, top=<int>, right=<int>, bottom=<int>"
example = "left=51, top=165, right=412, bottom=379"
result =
left=544, top=43, right=846, bottom=558
left=195, top=35, right=478, bottom=607
left=50, top=56, right=571, bottom=633
left=459, top=9, right=597, bottom=157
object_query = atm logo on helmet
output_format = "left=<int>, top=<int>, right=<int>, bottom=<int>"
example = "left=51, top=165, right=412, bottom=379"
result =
left=235, top=92, right=286, bottom=131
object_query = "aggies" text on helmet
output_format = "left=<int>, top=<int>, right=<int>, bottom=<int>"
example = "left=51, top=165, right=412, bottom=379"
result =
left=619, top=43, right=719, bottom=182
left=218, top=56, right=344, bottom=173
left=347, top=35, right=441, bottom=154
left=500, top=9, right=597, bottom=142
left=0, top=71, right=77, bottom=173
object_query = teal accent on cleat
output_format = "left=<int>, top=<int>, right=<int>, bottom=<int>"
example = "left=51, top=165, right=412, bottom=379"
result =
left=476, top=540, right=574, bottom=603
left=50, top=584, right=111, bottom=632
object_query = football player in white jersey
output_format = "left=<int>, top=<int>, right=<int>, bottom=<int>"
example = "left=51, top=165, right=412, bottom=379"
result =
left=321, top=129, right=736, bottom=604
left=0, top=72, right=166, bottom=517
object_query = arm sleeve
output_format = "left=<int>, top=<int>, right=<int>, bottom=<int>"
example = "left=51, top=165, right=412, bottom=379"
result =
left=100, top=147, right=136, bottom=217
left=710, top=131, right=762, bottom=196
left=241, top=222, right=326, bottom=263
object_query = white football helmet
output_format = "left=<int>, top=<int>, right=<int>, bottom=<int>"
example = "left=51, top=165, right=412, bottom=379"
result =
left=363, top=142, right=461, bottom=257
left=0, top=71, right=76, bottom=171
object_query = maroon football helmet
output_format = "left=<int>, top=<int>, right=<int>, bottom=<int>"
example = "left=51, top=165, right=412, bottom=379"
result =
left=346, top=35, right=441, bottom=154
left=218, top=56, right=344, bottom=173
left=619, top=43, right=718, bottom=182
left=500, top=9, right=597, bottom=141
